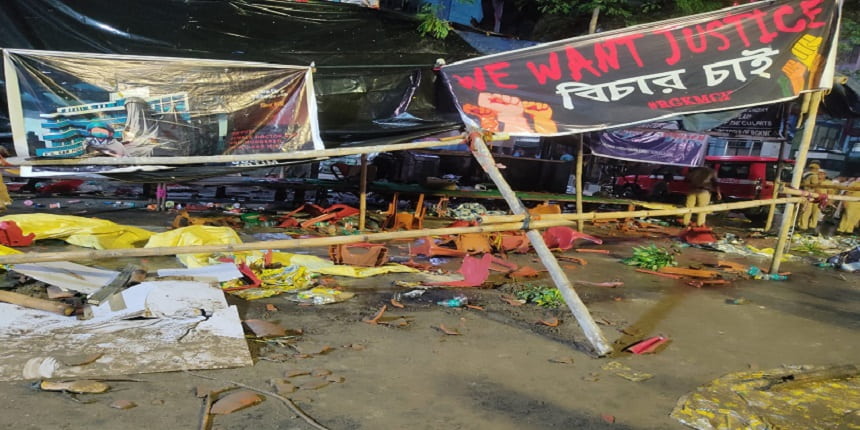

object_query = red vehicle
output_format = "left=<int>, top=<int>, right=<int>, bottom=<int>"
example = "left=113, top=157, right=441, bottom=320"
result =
left=613, top=156, right=794, bottom=218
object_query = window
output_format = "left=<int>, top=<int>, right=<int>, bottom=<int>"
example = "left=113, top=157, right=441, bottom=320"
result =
left=718, top=163, right=750, bottom=179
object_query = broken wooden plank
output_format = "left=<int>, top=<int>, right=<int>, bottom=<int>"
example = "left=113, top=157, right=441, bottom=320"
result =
left=87, top=264, right=140, bottom=305
left=0, top=290, right=74, bottom=316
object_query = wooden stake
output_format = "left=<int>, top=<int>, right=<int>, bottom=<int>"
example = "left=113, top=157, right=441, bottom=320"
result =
left=359, top=154, right=368, bottom=231
left=468, top=133, right=612, bottom=357
left=576, top=135, right=585, bottom=232
left=771, top=91, right=822, bottom=274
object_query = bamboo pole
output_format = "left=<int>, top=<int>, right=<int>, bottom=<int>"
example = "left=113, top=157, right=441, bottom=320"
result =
left=0, top=197, right=805, bottom=266
left=764, top=137, right=788, bottom=232
left=468, top=132, right=612, bottom=357
left=780, top=187, right=860, bottom=201
left=0, top=290, right=75, bottom=315
left=359, top=154, right=368, bottom=231
left=576, top=135, right=585, bottom=232
left=12, top=136, right=467, bottom=166
left=770, top=91, right=823, bottom=274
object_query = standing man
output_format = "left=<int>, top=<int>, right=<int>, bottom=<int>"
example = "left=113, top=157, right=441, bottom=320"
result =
left=837, top=178, right=859, bottom=235
left=683, top=166, right=721, bottom=227
left=797, top=162, right=822, bottom=232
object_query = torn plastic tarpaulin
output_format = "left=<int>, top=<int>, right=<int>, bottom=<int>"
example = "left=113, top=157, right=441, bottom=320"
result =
left=0, top=214, right=153, bottom=249
left=144, top=225, right=245, bottom=268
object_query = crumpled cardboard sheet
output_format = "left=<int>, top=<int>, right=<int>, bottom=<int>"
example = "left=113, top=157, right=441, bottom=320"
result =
left=0, top=281, right=252, bottom=381
left=671, top=365, right=860, bottom=429
left=0, top=214, right=153, bottom=249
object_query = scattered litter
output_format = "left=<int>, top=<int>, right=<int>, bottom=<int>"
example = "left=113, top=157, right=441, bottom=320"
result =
left=326, top=375, right=346, bottom=383
left=635, top=268, right=681, bottom=279
left=548, top=356, right=575, bottom=364
left=401, top=290, right=426, bottom=298
left=537, top=317, right=560, bottom=327
left=465, top=304, right=485, bottom=311
left=39, top=379, right=110, bottom=394
left=437, top=324, right=461, bottom=335
left=157, top=263, right=242, bottom=283
left=601, top=361, right=654, bottom=382
left=265, top=304, right=278, bottom=312
left=542, top=226, right=602, bottom=250
left=575, top=248, right=610, bottom=254
left=294, top=287, right=355, bottom=305
left=557, top=256, right=587, bottom=266
left=624, top=336, right=669, bottom=354
left=574, top=280, right=623, bottom=288
left=500, top=294, right=525, bottom=306
left=109, top=400, right=137, bottom=410
left=725, top=298, right=748, bottom=305
left=437, top=295, right=468, bottom=308
left=243, top=319, right=288, bottom=338
left=508, top=265, right=542, bottom=278
left=390, top=298, right=405, bottom=308
left=658, top=267, right=719, bottom=278
left=363, top=305, right=387, bottom=325
left=209, top=390, right=264, bottom=415
left=601, top=414, right=616, bottom=424
left=747, top=266, right=788, bottom=281
left=434, top=254, right=517, bottom=287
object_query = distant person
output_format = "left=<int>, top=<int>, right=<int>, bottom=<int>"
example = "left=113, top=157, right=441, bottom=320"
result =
left=797, top=162, right=822, bottom=232
left=838, top=177, right=860, bottom=235
left=683, top=166, right=721, bottom=227
left=0, top=147, right=13, bottom=210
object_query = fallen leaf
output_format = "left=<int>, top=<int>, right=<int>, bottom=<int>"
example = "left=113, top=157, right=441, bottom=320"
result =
left=389, top=298, right=405, bottom=308
left=537, top=317, right=560, bottom=327
left=465, top=304, right=485, bottom=311
left=265, top=304, right=278, bottom=312
left=602, top=414, right=616, bottom=424
left=293, top=344, right=334, bottom=355
left=326, top=375, right=346, bottom=383
left=284, top=369, right=311, bottom=378
left=243, top=319, right=286, bottom=338
left=342, top=343, right=366, bottom=351
left=500, top=294, right=524, bottom=306
left=437, top=324, right=461, bottom=335
left=363, top=305, right=387, bottom=325
left=109, top=400, right=137, bottom=410
left=57, top=353, right=103, bottom=367
left=209, top=390, right=264, bottom=415
left=270, top=379, right=297, bottom=394
left=40, top=380, right=110, bottom=394
left=312, top=369, right=332, bottom=377
left=299, top=380, right=330, bottom=391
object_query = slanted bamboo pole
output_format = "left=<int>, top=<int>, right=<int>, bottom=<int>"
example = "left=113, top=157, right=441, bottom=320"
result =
left=468, top=132, right=612, bottom=357
left=12, top=136, right=467, bottom=166
left=359, top=154, right=368, bottom=231
left=576, top=135, right=585, bottom=232
left=764, top=136, right=788, bottom=232
left=770, top=91, right=823, bottom=274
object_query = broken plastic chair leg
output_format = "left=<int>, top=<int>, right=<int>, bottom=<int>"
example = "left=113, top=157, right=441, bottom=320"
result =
left=329, top=243, right=389, bottom=267
left=542, top=226, right=602, bottom=250
left=410, top=236, right=467, bottom=258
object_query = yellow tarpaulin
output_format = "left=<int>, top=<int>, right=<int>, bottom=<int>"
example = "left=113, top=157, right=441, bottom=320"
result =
left=269, top=252, right=418, bottom=278
left=672, top=365, right=860, bottom=429
left=0, top=214, right=152, bottom=249
left=145, top=225, right=246, bottom=268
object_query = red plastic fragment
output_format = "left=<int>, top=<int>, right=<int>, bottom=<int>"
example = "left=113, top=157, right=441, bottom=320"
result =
left=625, top=336, right=669, bottom=354
left=435, top=254, right=517, bottom=287
left=542, top=227, right=602, bottom=250
left=0, top=221, right=35, bottom=247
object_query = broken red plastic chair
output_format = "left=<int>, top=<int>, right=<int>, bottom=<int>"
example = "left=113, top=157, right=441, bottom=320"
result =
left=434, top=254, right=518, bottom=287
left=491, top=231, right=531, bottom=253
left=542, top=226, right=602, bottom=251
left=223, top=263, right=262, bottom=292
left=454, top=233, right=493, bottom=254
left=0, top=221, right=35, bottom=247
left=329, top=243, right=389, bottom=267
left=680, top=226, right=717, bottom=244
left=410, top=236, right=466, bottom=258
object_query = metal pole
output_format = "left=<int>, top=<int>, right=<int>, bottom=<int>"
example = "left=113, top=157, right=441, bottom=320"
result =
left=468, top=132, right=612, bottom=356
left=576, top=135, right=585, bottom=232
left=770, top=91, right=823, bottom=273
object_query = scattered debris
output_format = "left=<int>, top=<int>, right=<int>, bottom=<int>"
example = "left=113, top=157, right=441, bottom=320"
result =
left=39, top=379, right=110, bottom=394
left=548, top=356, right=575, bottom=364
left=243, top=319, right=288, bottom=338
left=109, top=399, right=137, bottom=410
left=601, top=361, right=654, bottom=382
left=389, top=298, right=405, bottom=308
left=437, top=324, right=461, bottom=335
left=537, top=317, right=560, bottom=327
left=624, top=336, right=669, bottom=354
left=209, top=390, right=264, bottom=415
left=363, top=305, right=387, bottom=325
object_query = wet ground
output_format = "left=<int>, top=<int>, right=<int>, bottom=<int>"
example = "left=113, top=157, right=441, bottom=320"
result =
left=0, top=190, right=857, bottom=429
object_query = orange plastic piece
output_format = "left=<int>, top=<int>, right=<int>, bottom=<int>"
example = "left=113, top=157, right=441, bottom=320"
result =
left=528, top=202, right=561, bottom=215
left=491, top=231, right=531, bottom=253
left=537, top=317, right=560, bottom=327
left=574, top=248, right=610, bottom=254
left=509, top=266, right=541, bottom=278
left=454, top=233, right=493, bottom=254
left=329, top=243, right=389, bottom=267
left=635, top=268, right=681, bottom=279
left=363, top=305, right=387, bottom=325
left=542, top=226, right=602, bottom=250
left=658, top=267, right=719, bottom=278
left=390, top=298, right=405, bottom=308
left=411, top=236, right=466, bottom=258
left=384, top=193, right=426, bottom=230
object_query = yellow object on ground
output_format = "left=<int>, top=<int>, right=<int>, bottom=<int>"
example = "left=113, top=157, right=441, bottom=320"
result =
left=0, top=245, right=22, bottom=256
left=0, top=214, right=152, bottom=249
left=270, top=252, right=418, bottom=277
left=145, top=225, right=244, bottom=268
left=672, top=365, right=860, bottom=430
left=223, top=264, right=313, bottom=300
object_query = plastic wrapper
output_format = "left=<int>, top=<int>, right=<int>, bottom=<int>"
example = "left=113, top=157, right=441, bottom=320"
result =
left=293, top=287, right=356, bottom=305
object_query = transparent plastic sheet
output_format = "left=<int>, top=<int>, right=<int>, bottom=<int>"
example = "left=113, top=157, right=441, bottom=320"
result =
left=0, top=0, right=480, bottom=157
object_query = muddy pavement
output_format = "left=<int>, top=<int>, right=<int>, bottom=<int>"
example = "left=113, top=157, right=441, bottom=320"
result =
left=0, top=199, right=857, bottom=430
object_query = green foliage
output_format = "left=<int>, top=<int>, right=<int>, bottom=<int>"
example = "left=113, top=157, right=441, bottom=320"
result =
left=622, top=244, right=677, bottom=271
left=515, top=284, right=564, bottom=308
left=417, top=4, right=452, bottom=39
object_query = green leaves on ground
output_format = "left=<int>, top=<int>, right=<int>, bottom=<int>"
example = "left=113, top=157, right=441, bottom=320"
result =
left=515, top=284, right=563, bottom=308
left=622, top=244, right=677, bottom=271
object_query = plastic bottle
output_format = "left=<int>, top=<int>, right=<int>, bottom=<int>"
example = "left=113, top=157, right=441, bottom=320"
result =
left=747, top=266, right=763, bottom=277
left=437, top=295, right=468, bottom=307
